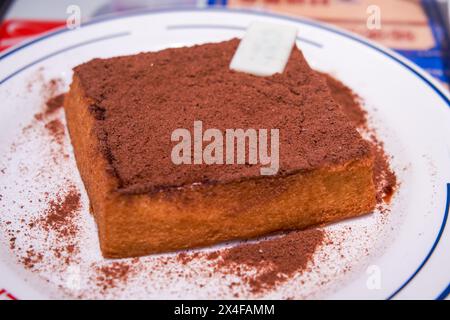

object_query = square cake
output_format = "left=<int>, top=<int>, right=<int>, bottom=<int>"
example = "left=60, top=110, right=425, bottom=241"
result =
left=64, top=39, right=376, bottom=258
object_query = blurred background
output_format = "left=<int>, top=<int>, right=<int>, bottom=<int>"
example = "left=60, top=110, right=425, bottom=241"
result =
left=0, top=0, right=449, bottom=87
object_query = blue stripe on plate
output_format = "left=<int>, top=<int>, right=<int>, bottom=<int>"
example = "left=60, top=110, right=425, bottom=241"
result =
left=0, top=32, right=130, bottom=85
left=387, top=184, right=450, bottom=299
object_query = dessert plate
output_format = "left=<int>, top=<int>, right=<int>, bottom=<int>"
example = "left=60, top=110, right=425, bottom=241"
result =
left=0, top=8, right=449, bottom=300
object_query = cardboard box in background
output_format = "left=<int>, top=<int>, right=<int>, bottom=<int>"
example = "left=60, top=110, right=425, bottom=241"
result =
left=218, top=0, right=450, bottom=87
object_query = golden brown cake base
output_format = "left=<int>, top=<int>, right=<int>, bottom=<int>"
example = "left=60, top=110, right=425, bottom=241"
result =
left=65, top=74, right=376, bottom=258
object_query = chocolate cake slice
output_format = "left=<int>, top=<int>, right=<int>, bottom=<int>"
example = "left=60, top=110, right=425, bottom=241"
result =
left=65, top=39, right=376, bottom=258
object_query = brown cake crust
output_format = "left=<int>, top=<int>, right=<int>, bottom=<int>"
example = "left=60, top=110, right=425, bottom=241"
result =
left=65, top=40, right=376, bottom=258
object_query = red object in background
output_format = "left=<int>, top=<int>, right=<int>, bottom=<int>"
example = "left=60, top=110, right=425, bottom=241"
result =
left=0, top=288, right=18, bottom=300
left=0, top=19, right=65, bottom=52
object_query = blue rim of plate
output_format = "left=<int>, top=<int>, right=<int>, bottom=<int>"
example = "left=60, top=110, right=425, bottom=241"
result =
left=0, top=7, right=448, bottom=300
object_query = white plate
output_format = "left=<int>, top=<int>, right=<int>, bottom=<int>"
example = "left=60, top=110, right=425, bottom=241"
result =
left=0, top=8, right=449, bottom=300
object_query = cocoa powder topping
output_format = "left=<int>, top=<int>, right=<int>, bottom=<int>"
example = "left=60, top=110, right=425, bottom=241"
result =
left=73, top=39, right=371, bottom=194
left=320, top=72, right=397, bottom=203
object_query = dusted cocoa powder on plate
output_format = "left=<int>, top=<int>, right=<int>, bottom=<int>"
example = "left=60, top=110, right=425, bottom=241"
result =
left=207, top=229, right=325, bottom=294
